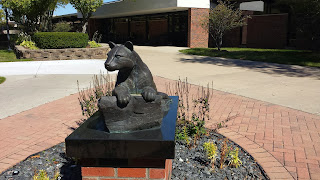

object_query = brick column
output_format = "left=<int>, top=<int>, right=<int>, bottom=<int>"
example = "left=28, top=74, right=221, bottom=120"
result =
left=81, top=159, right=172, bottom=180
left=188, top=8, right=209, bottom=48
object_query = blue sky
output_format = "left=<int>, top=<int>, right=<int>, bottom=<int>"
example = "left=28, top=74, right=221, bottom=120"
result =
left=54, top=0, right=116, bottom=16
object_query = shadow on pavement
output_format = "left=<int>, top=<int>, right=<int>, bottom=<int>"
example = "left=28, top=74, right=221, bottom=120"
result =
left=179, top=56, right=320, bottom=80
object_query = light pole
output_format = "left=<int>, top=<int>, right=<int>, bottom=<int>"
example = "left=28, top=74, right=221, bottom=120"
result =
left=5, top=7, right=11, bottom=51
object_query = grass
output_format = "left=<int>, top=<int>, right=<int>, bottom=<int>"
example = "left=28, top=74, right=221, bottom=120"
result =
left=0, top=76, right=6, bottom=84
left=0, top=46, right=33, bottom=62
left=179, top=47, right=320, bottom=68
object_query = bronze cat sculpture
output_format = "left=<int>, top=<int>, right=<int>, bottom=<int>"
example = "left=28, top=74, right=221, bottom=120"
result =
left=105, top=41, right=166, bottom=107
left=99, top=41, right=170, bottom=133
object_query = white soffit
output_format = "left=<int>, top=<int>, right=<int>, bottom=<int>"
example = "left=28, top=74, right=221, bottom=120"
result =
left=92, top=0, right=209, bottom=18
left=240, top=1, right=264, bottom=12
left=177, top=0, right=210, bottom=8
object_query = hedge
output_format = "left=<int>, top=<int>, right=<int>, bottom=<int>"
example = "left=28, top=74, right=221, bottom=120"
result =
left=33, top=32, right=88, bottom=49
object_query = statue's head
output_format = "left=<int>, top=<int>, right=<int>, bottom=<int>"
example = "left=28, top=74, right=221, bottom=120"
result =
left=105, top=41, right=135, bottom=71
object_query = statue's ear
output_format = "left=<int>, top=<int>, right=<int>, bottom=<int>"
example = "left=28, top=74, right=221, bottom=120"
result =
left=108, top=41, right=116, bottom=49
left=124, top=41, right=134, bottom=51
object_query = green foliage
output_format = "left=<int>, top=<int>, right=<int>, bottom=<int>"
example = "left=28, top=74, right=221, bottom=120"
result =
left=228, top=147, right=242, bottom=168
left=33, top=32, right=89, bottom=49
left=33, top=169, right=60, bottom=180
left=176, top=126, right=190, bottom=146
left=0, top=76, right=6, bottom=84
left=203, top=141, right=217, bottom=169
left=88, top=40, right=102, bottom=48
left=0, top=9, right=5, bottom=24
left=1, top=0, right=68, bottom=32
left=69, top=0, right=103, bottom=33
left=33, top=170, right=49, bottom=180
left=16, top=32, right=32, bottom=45
left=20, top=40, right=39, bottom=50
left=53, top=21, right=72, bottom=32
left=170, top=78, right=212, bottom=147
left=201, top=0, right=248, bottom=50
left=78, top=73, right=114, bottom=117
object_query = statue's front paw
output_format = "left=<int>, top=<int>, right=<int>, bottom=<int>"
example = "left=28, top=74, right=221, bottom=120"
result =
left=117, top=93, right=131, bottom=107
left=142, top=87, right=156, bottom=102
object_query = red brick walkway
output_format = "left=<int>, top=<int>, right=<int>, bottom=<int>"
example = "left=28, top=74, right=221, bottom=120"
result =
left=0, top=76, right=319, bottom=180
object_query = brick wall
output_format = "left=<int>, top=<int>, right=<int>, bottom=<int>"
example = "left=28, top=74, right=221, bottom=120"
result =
left=82, top=159, right=172, bottom=180
left=188, top=8, right=209, bottom=48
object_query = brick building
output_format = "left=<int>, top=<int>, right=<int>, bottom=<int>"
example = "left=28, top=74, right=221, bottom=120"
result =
left=85, top=0, right=210, bottom=48
left=54, top=0, right=305, bottom=49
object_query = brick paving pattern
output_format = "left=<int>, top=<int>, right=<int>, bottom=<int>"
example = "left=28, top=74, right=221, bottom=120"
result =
left=0, top=76, right=319, bottom=180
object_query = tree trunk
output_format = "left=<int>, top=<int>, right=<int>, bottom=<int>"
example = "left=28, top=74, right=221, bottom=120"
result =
left=217, top=33, right=223, bottom=51
left=82, top=21, right=88, bottom=33
left=5, top=8, right=11, bottom=51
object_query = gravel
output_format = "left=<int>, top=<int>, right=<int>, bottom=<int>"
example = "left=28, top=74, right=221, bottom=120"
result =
left=172, top=130, right=268, bottom=180
left=0, top=131, right=268, bottom=180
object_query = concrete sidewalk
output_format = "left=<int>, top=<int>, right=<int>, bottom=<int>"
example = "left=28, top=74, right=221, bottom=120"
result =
left=0, top=60, right=111, bottom=76
left=0, top=60, right=117, bottom=119
left=134, top=46, right=320, bottom=115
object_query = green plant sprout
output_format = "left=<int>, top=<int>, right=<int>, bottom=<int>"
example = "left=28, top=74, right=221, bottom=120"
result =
left=220, top=138, right=231, bottom=169
left=203, top=141, right=217, bottom=170
left=228, top=147, right=242, bottom=168
left=33, top=170, right=49, bottom=180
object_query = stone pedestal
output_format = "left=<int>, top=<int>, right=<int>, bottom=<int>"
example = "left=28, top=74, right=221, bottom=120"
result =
left=65, top=96, right=178, bottom=180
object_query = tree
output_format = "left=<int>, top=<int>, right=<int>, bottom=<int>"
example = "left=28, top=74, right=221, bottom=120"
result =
left=201, top=0, right=248, bottom=51
left=1, top=0, right=67, bottom=32
left=276, top=0, right=320, bottom=49
left=69, top=0, right=103, bottom=33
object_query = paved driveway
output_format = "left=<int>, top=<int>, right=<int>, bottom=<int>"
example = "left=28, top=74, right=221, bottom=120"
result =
left=0, top=60, right=117, bottom=119
left=134, top=46, right=320, bottom=115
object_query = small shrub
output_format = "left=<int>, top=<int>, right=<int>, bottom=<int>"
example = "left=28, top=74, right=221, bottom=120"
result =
left=33, top=170, right=49, bottom=180
left=176, top=126, right=190, bottom=146
left=20, top=40, right=39, bottom=50
left=88, top=40, right=102, bottom=48
left=228, top=147, right=242, bottom=168
left=220, top=138, right=230, bottom=169
left=169, top=78, right=212, bottom=147
left=203, top=141, right=217, bottom=169
left=0, top=77, right=6, bottom=84
left=78, top=73, right=114, bottom=118
left=33, top=32, right=88, bottom=49
left=92, top=31, right=102, bottom=43
left=53, top=21, right=72, bottom=32
left=16, top=32, right=32, bottom=45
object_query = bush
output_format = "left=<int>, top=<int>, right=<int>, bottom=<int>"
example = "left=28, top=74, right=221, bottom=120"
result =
left=20, top=40, right=38, bottom=50
left=88, top=40, right=101, bottom=48
left=16, top=32, right=32, bottom=45
left=33, top=32, right=88, bottom=49
left=53, top=21, right=72, bottom=32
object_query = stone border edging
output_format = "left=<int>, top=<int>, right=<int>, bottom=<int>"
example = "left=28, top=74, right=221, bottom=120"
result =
left=14, top=45, right=110, bottom=61
left=218, top=128, right=294, bottom=180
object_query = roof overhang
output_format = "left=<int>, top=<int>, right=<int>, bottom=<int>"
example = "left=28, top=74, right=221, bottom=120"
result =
left=90, top=0, right=210, bottom=19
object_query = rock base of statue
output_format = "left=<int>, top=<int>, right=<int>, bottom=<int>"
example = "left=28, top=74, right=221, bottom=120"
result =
left=98, top=95, right=171, bottom=133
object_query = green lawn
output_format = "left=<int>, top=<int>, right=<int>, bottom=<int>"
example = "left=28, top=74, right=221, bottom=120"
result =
left=179, top=48, right=320, bottom=68
left=0, top=46, right=32, bottom=62
left=0, top=77, right=5, bottom=84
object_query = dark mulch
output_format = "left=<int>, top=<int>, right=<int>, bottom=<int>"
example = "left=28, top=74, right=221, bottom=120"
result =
left=0, top=131, right=268, bottom=180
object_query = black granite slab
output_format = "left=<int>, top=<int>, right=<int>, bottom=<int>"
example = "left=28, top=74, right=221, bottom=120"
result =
left=65, top=96, right=178, bottom=168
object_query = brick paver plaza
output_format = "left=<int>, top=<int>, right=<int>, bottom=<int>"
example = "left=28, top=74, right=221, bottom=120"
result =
left=0, top=76, right=319, bottom=179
